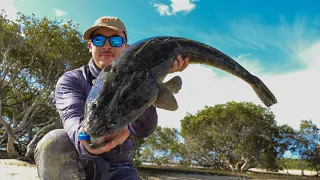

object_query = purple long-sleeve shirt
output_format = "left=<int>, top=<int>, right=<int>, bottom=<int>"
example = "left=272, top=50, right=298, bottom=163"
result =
left=54, top=58, right=158, bottom=164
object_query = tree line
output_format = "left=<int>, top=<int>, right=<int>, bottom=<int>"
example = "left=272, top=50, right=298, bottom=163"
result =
left=0, top=11, right=319, bottom=176
left=134, top=101, right=319, bottom=176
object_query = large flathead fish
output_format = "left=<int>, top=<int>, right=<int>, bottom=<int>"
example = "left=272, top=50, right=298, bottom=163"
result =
left=82, top=36, right=277, bottom=149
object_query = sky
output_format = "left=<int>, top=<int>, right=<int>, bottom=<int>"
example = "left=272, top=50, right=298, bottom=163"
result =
left=1, top=0, right=320, bottom=131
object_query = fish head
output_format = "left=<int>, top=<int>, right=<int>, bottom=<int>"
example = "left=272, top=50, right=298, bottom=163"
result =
left=82, top=62, right=159, bottom=145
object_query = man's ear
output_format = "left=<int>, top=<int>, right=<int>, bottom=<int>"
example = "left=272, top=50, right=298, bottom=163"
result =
left=125, top=44, right=130, bottom=48
left=87, top=41, right=92, bottom=52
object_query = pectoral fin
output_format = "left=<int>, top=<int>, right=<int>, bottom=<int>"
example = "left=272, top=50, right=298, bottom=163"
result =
left=163, top=76, right=182, bottom=94
left=153, top=84, right=178, bottom=111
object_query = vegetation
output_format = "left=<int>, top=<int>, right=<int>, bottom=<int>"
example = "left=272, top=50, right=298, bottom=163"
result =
left=180, top=102, right=279, bottom=172
left=0, top=10, right=90, bottom=159
left=272, top=158, right=312, bottom=170
left=135, top=102, right=319, bottom=176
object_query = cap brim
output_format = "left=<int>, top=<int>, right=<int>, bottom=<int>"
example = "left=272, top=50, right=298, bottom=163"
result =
left=83, top=25, right=124, bottom=40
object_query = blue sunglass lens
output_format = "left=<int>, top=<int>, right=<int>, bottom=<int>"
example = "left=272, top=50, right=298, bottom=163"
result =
left=92, top=36, right=106, bottom=47
left=109, top=37, right=123, bottom=47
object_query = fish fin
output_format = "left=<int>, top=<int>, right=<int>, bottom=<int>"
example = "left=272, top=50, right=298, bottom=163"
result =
left=153, top=84, right=178, bottom=111
left=163, top=76, right=182, bottom=94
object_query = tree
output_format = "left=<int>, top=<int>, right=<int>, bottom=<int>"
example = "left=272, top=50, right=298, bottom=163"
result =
left=140, top=126, right=181, bottom=165
left=0, top=10, right=90, bottom=159
left=180, top=101, right=277, bottom=172
left=132, top=137, right=145, bottom=167
left=296, top=120, right=320, bottom=176
left=270, top=124, right=297, bottom=173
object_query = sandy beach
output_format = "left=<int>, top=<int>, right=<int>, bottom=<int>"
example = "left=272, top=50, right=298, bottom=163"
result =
left=0, top=159, right=245, bottom=180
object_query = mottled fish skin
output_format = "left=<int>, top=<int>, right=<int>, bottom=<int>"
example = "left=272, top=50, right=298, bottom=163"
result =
left=82, top=36, right=277, bottom=149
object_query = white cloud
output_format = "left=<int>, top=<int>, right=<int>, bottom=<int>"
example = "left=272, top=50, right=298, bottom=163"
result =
left=153, top=0, right=197, bottom=16
left=157, top=64, right=269, bottom=129
left=170, top=0, right=196, bottom=13
left=53, top=8, right=67, bottom=17
left=153, top=4, right=171, bottom=16
left=193, top=15, right=319, bottom=70
left=267, top=65, right=320, bottom=130
left=0, top=0, right=18, bottom=20
left=298, top=42, right=320, bottom=69
left=229, top=16, right=318, bottom=63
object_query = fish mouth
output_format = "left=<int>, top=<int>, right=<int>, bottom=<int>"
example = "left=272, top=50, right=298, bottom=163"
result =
left=87, top=132, right=120, bottom=150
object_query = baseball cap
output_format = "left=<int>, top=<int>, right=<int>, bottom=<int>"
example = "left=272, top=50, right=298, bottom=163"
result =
left=83, top=16, right=127, bottom=42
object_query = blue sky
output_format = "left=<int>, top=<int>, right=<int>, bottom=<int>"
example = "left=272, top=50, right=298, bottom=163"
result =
left=1, top=0, right=320, bottom=130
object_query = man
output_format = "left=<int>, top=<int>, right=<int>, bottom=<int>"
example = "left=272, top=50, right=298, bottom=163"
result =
left=35, top=16, right=189, bottom=180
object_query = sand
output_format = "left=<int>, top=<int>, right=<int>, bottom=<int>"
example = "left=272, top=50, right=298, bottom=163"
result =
left=0, top=159, right=241, bottom=180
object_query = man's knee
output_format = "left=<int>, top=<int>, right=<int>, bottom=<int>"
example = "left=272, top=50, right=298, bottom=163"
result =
left=35, top=129, right=83, bottom=180
left=35, top=129, right=76, bottom=158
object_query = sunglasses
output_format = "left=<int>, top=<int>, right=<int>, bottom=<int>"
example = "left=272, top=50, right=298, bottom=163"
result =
left=91, top=35, right=126, bottom=47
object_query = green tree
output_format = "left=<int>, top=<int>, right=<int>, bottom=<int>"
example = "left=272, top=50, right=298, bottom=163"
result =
left=296, top=120, right=320, bottom=176
left=180, top=101, right=277, bottom=172
left=140, top=126, right=181, bottom=165
left=0, top=10, right=90, bottom=159
left=270, top=124, right=297, bottom=173
left=132, top=137, right=145, bottom=167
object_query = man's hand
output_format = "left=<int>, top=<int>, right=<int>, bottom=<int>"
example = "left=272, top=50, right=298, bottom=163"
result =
left=169, top=55, right=189, bottom=73
left=79, top=127, right=130, bottom=155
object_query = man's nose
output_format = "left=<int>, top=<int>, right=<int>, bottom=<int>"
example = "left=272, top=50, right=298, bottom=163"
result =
left=102, top=39, right=112, bottom=49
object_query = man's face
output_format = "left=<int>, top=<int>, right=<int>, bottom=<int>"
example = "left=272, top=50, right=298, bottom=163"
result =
left=88, top=27, right=128, bottom=69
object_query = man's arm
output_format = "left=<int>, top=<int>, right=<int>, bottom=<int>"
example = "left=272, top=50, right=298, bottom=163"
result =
left=128, top=105, right=158, bottom=138
left=54, top=71, right=100, bottom=160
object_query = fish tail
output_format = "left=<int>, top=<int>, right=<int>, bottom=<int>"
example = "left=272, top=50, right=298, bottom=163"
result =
left=250, top=75, right=277, bottom=107
left=175, top=38, right=278, bottom=107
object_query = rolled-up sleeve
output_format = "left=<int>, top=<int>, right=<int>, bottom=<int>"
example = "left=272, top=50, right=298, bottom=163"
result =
left=128, top=105, right=158, bottom=138
left=54, top=71, right=99, bottom=160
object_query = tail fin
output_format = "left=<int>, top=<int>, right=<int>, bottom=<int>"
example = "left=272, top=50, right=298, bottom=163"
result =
left=251, top=75, right=277, bottom=107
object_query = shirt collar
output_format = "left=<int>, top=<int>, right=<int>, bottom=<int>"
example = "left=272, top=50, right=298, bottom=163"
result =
left=88, top=58, right=100, bottom=79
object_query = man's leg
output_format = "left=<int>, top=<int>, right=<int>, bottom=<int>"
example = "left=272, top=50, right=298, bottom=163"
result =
left=34, top=129, right=87, bottom=180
